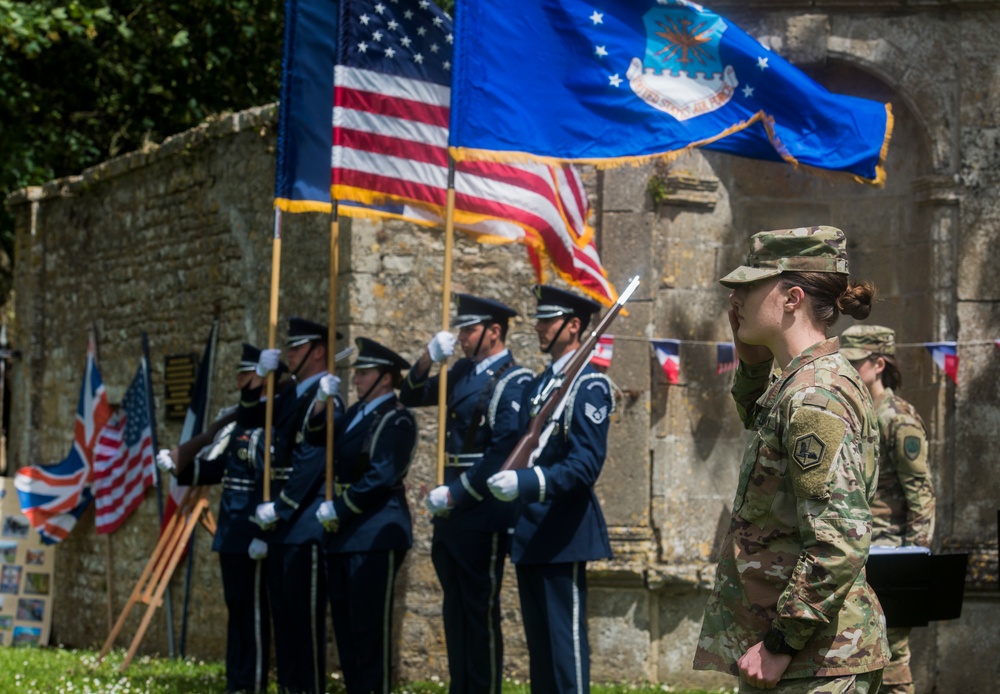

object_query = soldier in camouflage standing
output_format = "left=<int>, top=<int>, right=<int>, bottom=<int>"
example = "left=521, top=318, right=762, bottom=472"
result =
left=693, top=227, right=890, bottom=693
left=841, top=325, right=935, bottom=694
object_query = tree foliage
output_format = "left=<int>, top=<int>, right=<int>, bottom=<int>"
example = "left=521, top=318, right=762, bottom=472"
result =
left=0, top=0, right=285, bottom=287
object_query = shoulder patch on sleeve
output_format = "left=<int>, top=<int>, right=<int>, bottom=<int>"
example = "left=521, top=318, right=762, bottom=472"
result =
left=894, top=422, right=928, bottom=475
left=787, top=407, right=846, bottom=499
left=584, top=402, right=608, bottom=424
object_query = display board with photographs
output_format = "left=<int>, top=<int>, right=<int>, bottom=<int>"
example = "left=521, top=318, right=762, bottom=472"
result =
left=0, top=478, right=54, bottom=647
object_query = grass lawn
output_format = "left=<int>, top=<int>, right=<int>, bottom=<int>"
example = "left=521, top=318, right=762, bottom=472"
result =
left=0, top=646, right=736, bottom=693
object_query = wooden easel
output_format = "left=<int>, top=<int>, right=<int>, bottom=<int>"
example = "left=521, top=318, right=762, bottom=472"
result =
left=97, top=486, right=216, bottom=670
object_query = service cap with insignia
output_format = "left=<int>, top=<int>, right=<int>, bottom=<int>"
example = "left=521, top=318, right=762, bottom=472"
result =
left=719, top=226, right=850, bottom=288
left=286, top=316, right=343, bottom=348
left=453, top=294, right=518, bottom=330
left=840, top=324, right=895, bottom=361
left=352, top=337, right=411, bottom=372
left=533, top=285, right=600, bottom=321
left=239, top=343, right=262, bottom=372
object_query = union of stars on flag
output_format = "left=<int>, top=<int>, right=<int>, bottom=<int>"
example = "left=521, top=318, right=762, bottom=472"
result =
left=331, top=0, right=618, bottom=306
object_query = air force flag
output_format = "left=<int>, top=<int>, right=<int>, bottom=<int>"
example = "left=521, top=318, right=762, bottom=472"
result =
left=449, top=0, right=893, bottom=185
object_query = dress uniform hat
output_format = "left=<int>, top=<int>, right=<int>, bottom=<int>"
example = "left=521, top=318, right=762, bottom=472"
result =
left=286, top=317, right=343, bottom=348
left=532, top=285, right=601, bottom=320
left=719, top=226, right=850, bottom=288
left=352, top=337, right=411, bottom=372
left=238, top=343, right=261, bottom=372
left=452, top=294, right=519, bottom=330
left=840, top=324, right=896, bottom=361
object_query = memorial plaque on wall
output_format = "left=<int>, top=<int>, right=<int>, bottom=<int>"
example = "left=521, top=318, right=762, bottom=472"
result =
left=0, top=478, right=55, bottom=647
left=163, top=353, right=198, bottom=421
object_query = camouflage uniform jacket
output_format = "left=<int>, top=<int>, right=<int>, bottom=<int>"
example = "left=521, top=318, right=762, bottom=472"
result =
left=693, top=337, right=890, bottom=678
left=870, top=389, right=935, bottom=548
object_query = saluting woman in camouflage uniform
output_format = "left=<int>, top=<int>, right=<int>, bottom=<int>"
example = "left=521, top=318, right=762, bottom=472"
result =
left=841, top=325, right=935, bottom=694
left=693, top=227, right=891, bottom=693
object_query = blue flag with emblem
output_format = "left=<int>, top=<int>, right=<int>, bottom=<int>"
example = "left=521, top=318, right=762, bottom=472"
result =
left=449, top=0, right=893, bottom=185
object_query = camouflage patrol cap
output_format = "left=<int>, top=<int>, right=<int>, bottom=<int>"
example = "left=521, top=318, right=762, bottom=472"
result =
left=719, top=226, right=850, bottom=288
left=840, top=324, right=895, bottom=360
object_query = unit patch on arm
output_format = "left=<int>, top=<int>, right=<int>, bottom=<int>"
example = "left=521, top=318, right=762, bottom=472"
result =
left=787, top=406, right=846, bottom=499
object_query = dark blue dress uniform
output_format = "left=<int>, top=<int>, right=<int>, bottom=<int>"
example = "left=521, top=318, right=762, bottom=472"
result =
left=179, top=414, right=270, bottom=691
left=324, top=338, right=417, bottom=694
left=509, top=286, right=615, bottom=694
left=252, top=318, right=345, bottom=694
left=176, top=343, right=271, bottom=693
left=398, top=295, right=533, bottom=694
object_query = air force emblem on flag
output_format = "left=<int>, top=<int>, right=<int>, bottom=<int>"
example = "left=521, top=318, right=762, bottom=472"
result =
left=626, top=1, right=737, bottom=121
left=584, top=403, right=608, bottom=424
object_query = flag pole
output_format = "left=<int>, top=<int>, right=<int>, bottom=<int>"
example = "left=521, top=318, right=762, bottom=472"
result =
left=435, top=160, right=457, bottom=486
left=92, top=325, right=115, bottom=634
left=263, top=208, right=283, bottom=502
left=142, top=331, right=176, bottom=658
left=179, top=318, right=218, bottom=657
left=326, top=204, right=340, bottom=501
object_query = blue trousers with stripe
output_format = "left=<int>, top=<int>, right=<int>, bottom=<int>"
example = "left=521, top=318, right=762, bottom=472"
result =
left=515, top=561, right=590, bottom=694
left=266, top=542, right=327, bottom=694
left=327, top=548, right=407, bottom=694
left=432, top=529, right=509, bottom=694
left=219, top=552, right=270, bottom=693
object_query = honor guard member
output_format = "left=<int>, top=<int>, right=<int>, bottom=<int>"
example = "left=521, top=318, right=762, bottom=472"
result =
left=155, top=343, right=274, bottom=693
left=694, top=227, right=890, bottom=693
left=399, top=294, right=534, bottom=694
left=251, top=317, right=345, bottom=694
left=842, top=325, right=935, bottom=694
left=316, top=338, right=417, bottom=694
left=487, top=285, right=615, bottom=694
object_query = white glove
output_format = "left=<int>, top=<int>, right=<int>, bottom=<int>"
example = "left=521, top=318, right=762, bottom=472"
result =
left=314, top=374, right=342, bottom=402
left=487, top=471, right=520, bottom=501
left=425, top=485, right=451, bottom=515
left=248, top=538, right=268, bottom=560
left=155, top=449, right=176, bottom=474
left=253, top=502, right=277, bottom=529
left=255, top=349, right=281, bottom=378
left=316, top=499, right=339, bottom=532
left=427, top=331, right=457, bottom=363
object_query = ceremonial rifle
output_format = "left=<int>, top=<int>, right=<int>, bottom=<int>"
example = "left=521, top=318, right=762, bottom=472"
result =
left=500, top=276, right=640, bottom=472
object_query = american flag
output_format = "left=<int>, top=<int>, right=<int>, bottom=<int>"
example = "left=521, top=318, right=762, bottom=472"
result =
left=15, top=337, right=113, bottom=543
left=716, top=342, right=737, bottom=374
left=92, top=364, right=156, bottom=535
left=590, top=335, right=615, bottom=369
left=331, top=0, right=617, bottom=305
left=651, top=339, right=681, bottom=385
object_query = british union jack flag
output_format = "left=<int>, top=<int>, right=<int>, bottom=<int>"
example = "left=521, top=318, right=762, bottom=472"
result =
left=15, top=338, right=113, bottom=543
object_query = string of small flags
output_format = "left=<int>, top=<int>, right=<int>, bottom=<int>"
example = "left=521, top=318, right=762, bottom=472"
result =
left=588, top=336, right=1000, bottom=385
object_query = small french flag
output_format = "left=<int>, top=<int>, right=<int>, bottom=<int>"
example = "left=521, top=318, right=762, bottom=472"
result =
left=590, top=335, right=614, bottom=369
left=651, top=339, right=681, bottom=385
left=716, top=342, right=737, bottom=374
left=925, top=342, right=959, bottom=383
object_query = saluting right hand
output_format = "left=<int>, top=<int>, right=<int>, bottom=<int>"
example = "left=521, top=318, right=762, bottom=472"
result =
left=255, top=349, right=281, bottom=378
left=728, top=307, right=773, bottom=366
left=427, top=331, right=457, bottom=363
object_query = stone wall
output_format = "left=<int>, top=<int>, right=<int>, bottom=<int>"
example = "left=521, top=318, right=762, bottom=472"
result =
left=5, top=4, right=999, bottom=692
